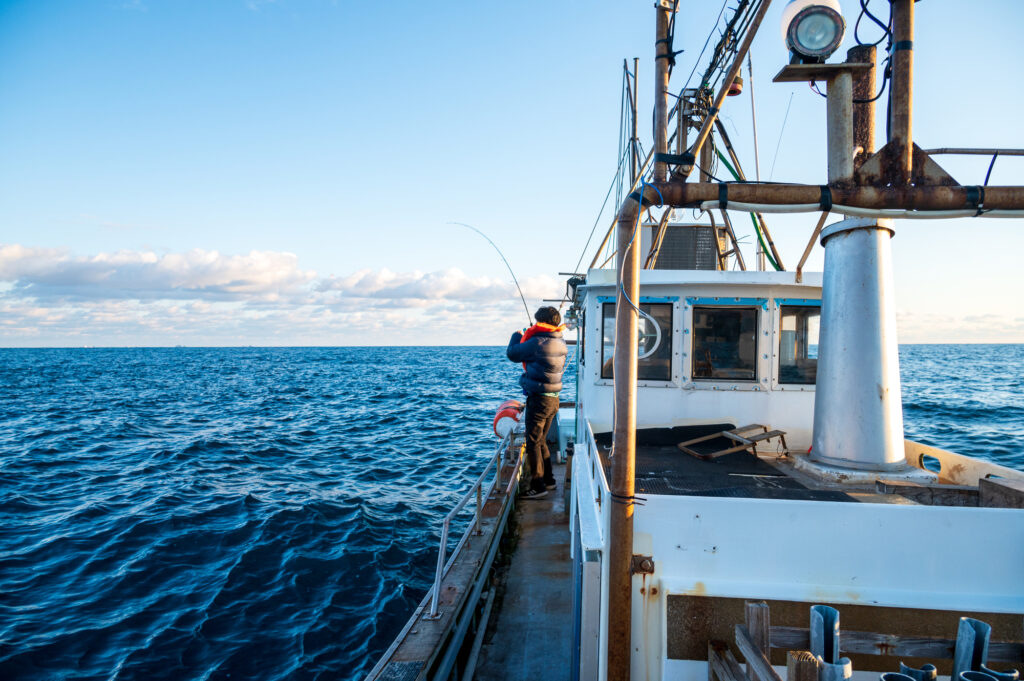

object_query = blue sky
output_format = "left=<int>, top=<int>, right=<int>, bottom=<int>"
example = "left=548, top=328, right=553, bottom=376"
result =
left=1, top=0, right=1022, bottom=346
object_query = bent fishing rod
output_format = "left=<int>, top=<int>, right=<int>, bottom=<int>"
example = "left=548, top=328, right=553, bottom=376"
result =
left=448, top=221, right=533, bottom=326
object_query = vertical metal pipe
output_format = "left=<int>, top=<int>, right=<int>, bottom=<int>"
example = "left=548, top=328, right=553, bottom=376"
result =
left=848, top=45, right=876, bottom=171
left=626, top=58, right=634, bottom=184
left=429, top=519, right=450, bottom=618
left=812, top=218, right=906, bottom=470
left=608, top=196, right=641, bottom=680
left=889, top=0, right=914, bottom=184
left=653, top=3, right=672, bottom=182
left=474, top=484, right=482, bottom=535
left=826, top=72, right=854, bottom=184
left=747, top=53, right=765, bottom=270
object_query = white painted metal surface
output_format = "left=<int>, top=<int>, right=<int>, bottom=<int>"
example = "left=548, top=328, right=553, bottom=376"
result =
left=579, top=269, right=823, bottom=449
left=813, top=218, right=906, bottom=470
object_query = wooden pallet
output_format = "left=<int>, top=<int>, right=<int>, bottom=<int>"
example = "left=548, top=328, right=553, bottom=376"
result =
left=677, top=424, right=788, bottom=460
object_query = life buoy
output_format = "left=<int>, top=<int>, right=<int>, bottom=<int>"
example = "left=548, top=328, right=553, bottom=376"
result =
left=493, top=399, right=523, bottom=438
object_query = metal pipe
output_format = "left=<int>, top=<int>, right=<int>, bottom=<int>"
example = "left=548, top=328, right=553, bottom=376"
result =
left=474, top=484, right=482, bottom=535
left=924, top=148, right=1024, bottom=156
left=626, top=57, right=634, bottom=183
left=826, top=71, right=854, bottom=184
left=899, top=663, right=938, bottom=681
left=685, top=0, right=774, bottom=174
left=646, top=181, right=1024, bottom=211
left=889, top=0, right=914, bottom=184
left=653, top=3, right=671, bottom=182
left=848, top=45, right=876, bottom=171
left=607, top=195, right=641, bottom=680
left=428, top=518, right=450, bottom=618
left=952, top=618, right=992, bottom=681
left=795, top=212, right=830, bottom=283
left=812, top=218, right=906, bottom=470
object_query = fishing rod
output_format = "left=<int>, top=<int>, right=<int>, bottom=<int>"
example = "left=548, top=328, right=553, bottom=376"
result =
left=447, top=221, right=533, bottom=326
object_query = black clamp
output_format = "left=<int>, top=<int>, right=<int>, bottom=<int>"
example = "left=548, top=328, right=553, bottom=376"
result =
left=893, top=40, right=913, bottom=52
left=610, top=491, right=647, bottom=507
left=819, top=186, right=833, bottom=212
left=965, top=185, right=985, bottom=216
left=718, top=183, right=729, bottom=210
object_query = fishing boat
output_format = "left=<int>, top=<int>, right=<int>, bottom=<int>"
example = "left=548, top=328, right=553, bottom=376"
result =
left=365, top=1, right=1024, bottom=679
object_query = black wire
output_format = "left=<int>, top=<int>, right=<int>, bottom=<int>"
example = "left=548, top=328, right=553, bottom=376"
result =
left=854, top=0, right=891, bottom=47
left=810, top=81, right=827, bottom=99
left=852, top=57, right=892, bottom=103
left=984, top=152, right=999, bottom=187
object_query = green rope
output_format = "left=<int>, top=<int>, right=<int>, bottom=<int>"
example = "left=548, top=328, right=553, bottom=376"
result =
left=713, top=148, right=782, bottom=271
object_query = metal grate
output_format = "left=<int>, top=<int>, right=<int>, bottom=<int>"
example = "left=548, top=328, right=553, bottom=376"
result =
left=654, top=225, right=718, bottom=270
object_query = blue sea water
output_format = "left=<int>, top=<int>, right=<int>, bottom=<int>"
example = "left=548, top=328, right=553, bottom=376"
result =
left=1, top=345, right=1021, bottom=680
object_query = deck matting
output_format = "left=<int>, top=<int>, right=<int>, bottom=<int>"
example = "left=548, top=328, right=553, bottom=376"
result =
left=595, top=426, right=855, bottom=502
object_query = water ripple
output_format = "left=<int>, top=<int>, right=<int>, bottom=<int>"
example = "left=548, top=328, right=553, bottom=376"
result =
left=0, top=345, right=1020, bottom=679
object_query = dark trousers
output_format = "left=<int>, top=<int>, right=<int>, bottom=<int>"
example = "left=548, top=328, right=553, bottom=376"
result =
left=524, top=393, right=559, bottom=482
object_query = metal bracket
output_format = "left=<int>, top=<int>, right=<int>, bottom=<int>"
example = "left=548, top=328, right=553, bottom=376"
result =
left=631, top=554, right=655, bottom=575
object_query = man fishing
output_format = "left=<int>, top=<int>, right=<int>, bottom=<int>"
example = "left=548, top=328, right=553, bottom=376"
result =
left=506, top=306, right=568, bottom=499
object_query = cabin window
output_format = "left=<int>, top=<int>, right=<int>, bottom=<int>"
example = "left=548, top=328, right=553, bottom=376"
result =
left=600, top=302, right=672, bottom=381
left=691, top=307, right=758, bottom=381
left=779, top=306, right=819, bottom=384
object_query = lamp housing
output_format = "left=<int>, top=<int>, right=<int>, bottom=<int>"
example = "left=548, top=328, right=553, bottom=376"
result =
left=780, top=0, right=846, bottom=63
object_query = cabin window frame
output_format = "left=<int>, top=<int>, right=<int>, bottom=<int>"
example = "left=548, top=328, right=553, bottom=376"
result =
left=683, top=296, right=769, bottom=391
left=771, top=298, right=821, bottom=391
left=593, top=296, right=681, bottom=388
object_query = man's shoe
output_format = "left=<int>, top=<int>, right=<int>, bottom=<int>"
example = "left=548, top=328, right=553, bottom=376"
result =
left=544, top=478, right=557, bottom=490
left=521, top=485, right=548, bottom=500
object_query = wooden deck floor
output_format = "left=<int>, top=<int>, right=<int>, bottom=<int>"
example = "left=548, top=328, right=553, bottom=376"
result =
left=475, top=461, right=573, bottom=681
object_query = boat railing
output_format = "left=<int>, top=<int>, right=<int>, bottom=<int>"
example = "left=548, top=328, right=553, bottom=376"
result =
left=572, top=420, right=610, bottom=553
left=426, top=429, right=522, bottom=619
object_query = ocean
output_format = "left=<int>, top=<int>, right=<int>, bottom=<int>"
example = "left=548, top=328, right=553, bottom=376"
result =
left=1, top=345, right=1021, bottom=680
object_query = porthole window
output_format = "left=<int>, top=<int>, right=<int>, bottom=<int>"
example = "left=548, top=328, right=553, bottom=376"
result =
left=779, top=306, right=819, bottom=384
left=691, top=307, right=758, bottom=381
left=600, top=302, right=672, bottom=381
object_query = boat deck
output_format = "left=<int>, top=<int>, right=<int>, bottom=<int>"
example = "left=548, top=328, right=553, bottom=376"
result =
left=595, top=427, right=856, bottom=501
left=475, top=461, right=573, bottom=681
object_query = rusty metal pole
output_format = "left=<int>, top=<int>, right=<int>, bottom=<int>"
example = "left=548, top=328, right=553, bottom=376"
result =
left=653, top=2, right=672, bottom=182
left=608, top=196, right=641, bottom=681
left=889, top=0, right=914, bottom=184
left=826, top=71, right=854, bottom=185
left=847, top=45, right=876, bottom=171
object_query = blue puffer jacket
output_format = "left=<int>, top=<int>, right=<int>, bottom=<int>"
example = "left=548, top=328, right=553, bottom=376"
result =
left=506, top=324, right=568, bottom=395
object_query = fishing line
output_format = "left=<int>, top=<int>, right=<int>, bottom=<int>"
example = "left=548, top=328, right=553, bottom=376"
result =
left=447, top=221, right=533, bottom=326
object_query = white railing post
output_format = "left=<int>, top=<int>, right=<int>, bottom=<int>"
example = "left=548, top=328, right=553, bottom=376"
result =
left=427, top=519, right=449, bottom=619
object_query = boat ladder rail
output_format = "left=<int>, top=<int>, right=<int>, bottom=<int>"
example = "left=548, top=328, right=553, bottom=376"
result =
left=425, top=428, right=524, bottom=619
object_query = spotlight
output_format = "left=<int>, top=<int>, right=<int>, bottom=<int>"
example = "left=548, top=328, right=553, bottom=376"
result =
left=780, top=0, right=845, bottom=63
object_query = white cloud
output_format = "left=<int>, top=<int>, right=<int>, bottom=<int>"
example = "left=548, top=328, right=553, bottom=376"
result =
left=0, top=245, right=314, bottom=301
left=0, top=244, right=566, bottom=346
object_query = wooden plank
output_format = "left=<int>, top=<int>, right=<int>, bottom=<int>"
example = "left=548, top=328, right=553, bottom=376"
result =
left=979, top=477, right=1024, bottom=509
left=773, top=63, right=873, bottom=83
left=710, top=640, right=751, bottom=681
left=747, top=602, right=772, bottom=656
left=787, top=650, right=820, bottom=681
left=770, top=626, right=1024, bottom=663
left=737, top=624, right=785, bottom=681
left=876, top=479, right=979, bottom=507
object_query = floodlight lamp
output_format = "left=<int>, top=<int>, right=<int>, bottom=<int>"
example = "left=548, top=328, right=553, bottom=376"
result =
left=780, top=0, right=845, bottom=63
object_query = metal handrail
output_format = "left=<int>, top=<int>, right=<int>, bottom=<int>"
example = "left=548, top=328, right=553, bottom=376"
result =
left=426, top=430, right=518, bottom=619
